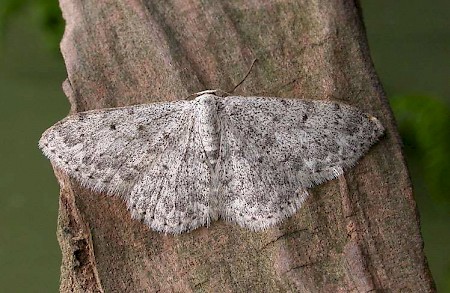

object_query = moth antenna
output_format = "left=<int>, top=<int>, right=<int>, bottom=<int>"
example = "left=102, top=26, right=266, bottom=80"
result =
left=229, top=58, right=258, bottom=94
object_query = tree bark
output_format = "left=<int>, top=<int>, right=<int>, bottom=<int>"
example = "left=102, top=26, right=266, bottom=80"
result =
left=54, top=0, right=435, bottom=292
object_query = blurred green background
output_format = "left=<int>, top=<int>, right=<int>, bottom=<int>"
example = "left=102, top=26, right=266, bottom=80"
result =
left=0, top=1, right=448, bottom=292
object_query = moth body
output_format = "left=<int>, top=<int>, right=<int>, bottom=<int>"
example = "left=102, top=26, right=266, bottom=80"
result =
left=195, top=94, right=221, bottom=167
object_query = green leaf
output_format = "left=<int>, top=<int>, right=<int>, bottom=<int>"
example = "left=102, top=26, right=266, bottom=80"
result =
left=391, top=95, right=450, bottom=207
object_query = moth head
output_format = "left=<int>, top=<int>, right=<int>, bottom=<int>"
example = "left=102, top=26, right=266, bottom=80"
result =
left=195, top=93, right=218, bottom=105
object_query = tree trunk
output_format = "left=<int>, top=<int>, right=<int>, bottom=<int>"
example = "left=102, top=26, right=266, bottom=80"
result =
left=54, top=0, right=435, bottom=292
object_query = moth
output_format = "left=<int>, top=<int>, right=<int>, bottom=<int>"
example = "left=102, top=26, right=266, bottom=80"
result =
left=40, top=91, right=384, bottom=234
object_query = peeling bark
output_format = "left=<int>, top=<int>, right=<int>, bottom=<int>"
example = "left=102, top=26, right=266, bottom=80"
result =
left=53, top=0, right=435, bottom=292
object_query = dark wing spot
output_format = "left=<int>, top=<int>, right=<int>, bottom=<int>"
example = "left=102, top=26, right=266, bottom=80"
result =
left=110, top=124, right=117, bottom=130
left=77, top=114, right=85, bottom=121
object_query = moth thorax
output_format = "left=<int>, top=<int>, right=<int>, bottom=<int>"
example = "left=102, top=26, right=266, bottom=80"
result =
left=196, top=95, right=221, bottom=166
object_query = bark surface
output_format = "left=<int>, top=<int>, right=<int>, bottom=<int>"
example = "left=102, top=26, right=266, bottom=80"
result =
left=54, top=0, right=435, bottom=292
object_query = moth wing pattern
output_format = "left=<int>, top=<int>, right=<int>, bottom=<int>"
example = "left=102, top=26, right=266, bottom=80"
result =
left=129, top=111, right=216, bottom=234
left=217, top=96, right=384, bottom=230
left=40, top=93, right=384, bottom=234
left=39, top=100, right=214, bottom=234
